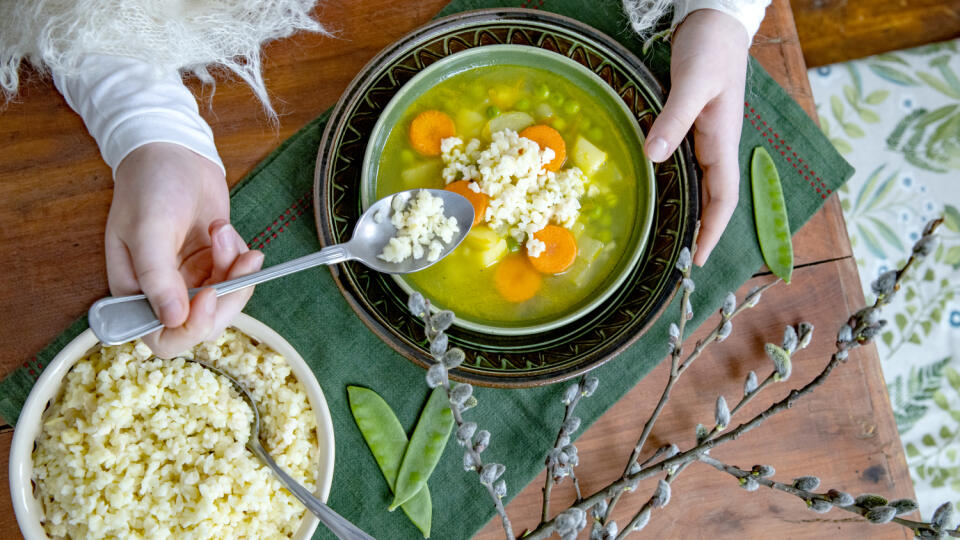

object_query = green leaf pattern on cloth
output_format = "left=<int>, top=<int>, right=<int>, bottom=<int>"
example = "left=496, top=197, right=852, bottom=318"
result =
left=810, top=37, right=960, bottom=516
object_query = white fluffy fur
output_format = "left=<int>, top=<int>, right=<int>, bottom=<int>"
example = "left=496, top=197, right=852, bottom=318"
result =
left=0, top=1, right=674, bottom=116
left=0, top=0, right=326, bottom=118
left=621, top=0, right=675, bottom=37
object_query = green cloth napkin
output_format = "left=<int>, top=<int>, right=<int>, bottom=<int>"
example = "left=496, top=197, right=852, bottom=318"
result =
left=0, top=2, right=854, bottom=539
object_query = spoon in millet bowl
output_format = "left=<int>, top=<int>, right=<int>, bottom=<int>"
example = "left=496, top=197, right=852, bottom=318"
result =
left=187, top=359, right=376, bottom=540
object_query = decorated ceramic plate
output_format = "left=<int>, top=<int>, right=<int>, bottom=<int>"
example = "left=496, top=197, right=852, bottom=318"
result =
left=314, top=8, right=699, bottom=387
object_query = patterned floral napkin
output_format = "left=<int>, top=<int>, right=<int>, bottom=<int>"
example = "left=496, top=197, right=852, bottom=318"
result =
left=809, top=38, right=960, bottom=517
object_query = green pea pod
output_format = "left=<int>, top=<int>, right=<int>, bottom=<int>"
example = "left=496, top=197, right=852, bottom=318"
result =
left=750, top=146, right=793, bottom=283
left=348, top=386, right=433, bottom=537
left=389, top=386, right=455, bottom=511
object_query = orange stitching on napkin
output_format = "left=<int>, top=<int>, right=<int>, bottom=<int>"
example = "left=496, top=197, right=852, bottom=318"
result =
left=247, top=191, right=312, bottom=250
left=744, top=101, right=832, bottom=199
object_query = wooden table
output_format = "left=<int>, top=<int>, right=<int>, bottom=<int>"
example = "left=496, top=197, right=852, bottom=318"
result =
left=791, top=0, right=960, bottom=67
left=0, top=1, right=915, bottom=538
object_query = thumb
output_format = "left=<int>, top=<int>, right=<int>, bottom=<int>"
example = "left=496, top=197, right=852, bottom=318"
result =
left=645, top=81, right=711, bottom=163
left=129, top=229, right=189, bottom=328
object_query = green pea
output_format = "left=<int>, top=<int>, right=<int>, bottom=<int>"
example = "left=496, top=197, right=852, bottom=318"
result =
left=553, top=118, right=567, bottom=131
left=390, top=387, right=454, bottom=511
left=750, top=146, right=793, bottom=283
left=535, top=84, right=550, bottom=99
left=506, top=236, right=521, bottom=253
left=588, top=127, right=604, bottom=141
left=549, top=92, right=565, bottom=107
left=580, top=117, right=592, bottom=130
left=563, top=100, right=581, bottom=115
left=348, top=386, right=433, bottom=537
left=515, top=98, right=531, bottom=111
left=486, top=105, right=500, bottom=119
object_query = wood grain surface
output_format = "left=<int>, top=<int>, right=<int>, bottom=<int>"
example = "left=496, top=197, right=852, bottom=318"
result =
left=477, top=259, right=914, bottom=539
left=0, top=0, right=914, bottom=538
left=791, top=0, right=960, bottom=67
left=0, top=430, right=14, bottom=537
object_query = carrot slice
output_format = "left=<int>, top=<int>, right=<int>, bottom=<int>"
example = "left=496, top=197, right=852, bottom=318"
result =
left=409, top=110, right=456, bottom=156
left=520, top=125, right=566, bottom=171
left=494, top=253, right=542, bottom=303
left=445, top=180, right=488, bottom=227
left=528, top=225, right=577, bottom=274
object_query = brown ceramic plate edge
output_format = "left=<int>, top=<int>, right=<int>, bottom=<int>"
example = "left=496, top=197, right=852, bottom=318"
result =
left=314, top=8, right=700, bottom=388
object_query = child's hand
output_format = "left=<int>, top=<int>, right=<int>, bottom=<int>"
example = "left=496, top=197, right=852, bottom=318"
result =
left=106, top=142, right=264, bottom=357
left=644, top=9, right=750, bottom=266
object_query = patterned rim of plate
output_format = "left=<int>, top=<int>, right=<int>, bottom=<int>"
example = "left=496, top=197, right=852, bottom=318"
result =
left=314, top=8, right=699, bottom=388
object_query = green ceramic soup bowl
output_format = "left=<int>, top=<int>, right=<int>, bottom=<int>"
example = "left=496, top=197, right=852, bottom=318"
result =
left=315, top=8, right=699, bottom=387
left=359, top=45, right=656, bottom=336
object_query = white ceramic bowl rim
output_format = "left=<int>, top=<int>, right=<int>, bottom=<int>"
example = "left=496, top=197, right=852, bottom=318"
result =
left=8, top=313, right=335, bottom=540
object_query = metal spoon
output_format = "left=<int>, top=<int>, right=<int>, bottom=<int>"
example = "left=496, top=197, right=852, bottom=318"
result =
left=186, top=359, right=375, bottom=540
left=88, top=189, right=473, bottom=345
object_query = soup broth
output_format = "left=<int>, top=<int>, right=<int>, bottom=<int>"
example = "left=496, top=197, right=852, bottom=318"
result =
left=375, top=64, right=643, bottom=329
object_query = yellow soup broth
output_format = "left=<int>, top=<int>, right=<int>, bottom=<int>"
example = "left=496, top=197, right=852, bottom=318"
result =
left=376, top=65, right=642, bottom=328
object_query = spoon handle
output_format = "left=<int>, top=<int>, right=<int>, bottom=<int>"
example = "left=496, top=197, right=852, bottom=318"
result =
left=88, top=244, right=352, bottom=345
left=247, top=440, right=376, bottom=540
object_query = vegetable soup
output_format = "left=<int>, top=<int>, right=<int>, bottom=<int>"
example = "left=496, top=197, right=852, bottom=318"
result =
left=375, top=64, right=646, bottom=329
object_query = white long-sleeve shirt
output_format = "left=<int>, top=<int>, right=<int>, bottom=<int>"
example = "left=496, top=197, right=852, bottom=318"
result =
left=52, top=1, right=771, bottom=174
left=52, top=55, right=224, bottom=176
left=673, top=0, right=770, bottom=40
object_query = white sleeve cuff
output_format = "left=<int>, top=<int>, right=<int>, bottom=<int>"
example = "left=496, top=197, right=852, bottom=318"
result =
left=672, top=0, right=772, bottom=42
left=52, top=55, right=224, bottom=176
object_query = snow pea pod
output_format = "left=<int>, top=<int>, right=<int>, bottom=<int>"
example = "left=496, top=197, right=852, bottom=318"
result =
left=389, top=386, right=455, bottom=511
left=750, top=146, right=793, bottom=283
left=348, top=386, right=433, bottom=537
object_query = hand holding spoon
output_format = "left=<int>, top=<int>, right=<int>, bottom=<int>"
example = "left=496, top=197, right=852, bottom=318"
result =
left=89, top=189, right=473, bottom=345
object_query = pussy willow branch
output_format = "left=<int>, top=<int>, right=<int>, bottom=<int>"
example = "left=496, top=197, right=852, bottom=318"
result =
left=615, top=497, right=655, bottom=540
left=525, top=346, right=849, bottom=539
left=525, top=285, right=867, bottom=537
left=675, top=370, right=778, bottom=478
left=420, top=309, right=514, bottom=540
left=602, top=277, right=779, bottom=524
left=522, top=219, right=945, bottom=540
left=600, top=277, right=691, bottom=524
left=698, top=455, right=960, bottom=538
left=440, top=373, right=513, bottom=539
left=541, top=375, right=587, bottom=523
left=617, top=369, right=781, bottom=538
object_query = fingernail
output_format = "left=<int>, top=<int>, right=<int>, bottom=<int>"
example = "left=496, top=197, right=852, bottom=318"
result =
left=645, top=137, right=669, bottom=162
left=252, top=251, right=265, bottom=268
left=158, top=299, right=183, bottom=324
left=693, top=249, right=708, bottom=267
left=216, top=223, right=233, bottom=248
left=232, top=226, right=249, bottom=252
